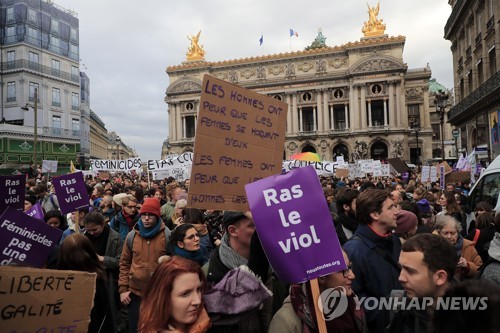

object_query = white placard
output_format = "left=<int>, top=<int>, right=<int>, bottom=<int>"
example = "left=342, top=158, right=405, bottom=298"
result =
left=430, top=166, right=438, bottom=182
left=42, top=160, right=58, bottom=173
left=421, top=166, right=430, bottom=182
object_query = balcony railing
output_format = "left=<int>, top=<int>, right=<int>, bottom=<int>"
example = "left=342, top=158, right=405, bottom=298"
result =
left=2, top=60, right=80, bottom=83
left=0, top=124, right=81, bottom=139
left=475, top=33, right=482, bottom=47
left=486, top=16, right=495, bottom=33
left=449, top=71, right=500, bottom=120
left=466, top=46, right=472, bottom=59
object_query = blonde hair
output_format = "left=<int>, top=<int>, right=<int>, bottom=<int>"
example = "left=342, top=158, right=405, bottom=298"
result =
left=175, top=199, right=187, bottom=209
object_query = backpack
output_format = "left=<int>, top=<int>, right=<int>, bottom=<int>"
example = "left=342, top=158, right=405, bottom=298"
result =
left=125, top=227, right=171, bottom=251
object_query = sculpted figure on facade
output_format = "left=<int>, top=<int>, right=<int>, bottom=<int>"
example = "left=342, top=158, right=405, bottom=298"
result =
left=352, top=140, right=368, bottom=160
left=392, top=139, right=404, bottom=158
left=362, top=2, right=386, bottom=37
left=186, top=31, right=205, bottom=61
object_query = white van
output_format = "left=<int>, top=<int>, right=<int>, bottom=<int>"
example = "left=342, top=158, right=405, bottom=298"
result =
left=467, top=154, right=500, bottom=227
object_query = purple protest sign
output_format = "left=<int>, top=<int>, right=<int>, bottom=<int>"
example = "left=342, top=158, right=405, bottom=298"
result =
left=0, top=175, right=26, bottom=213
left=24, top=203, right=44, bottom=221
left=245, top=166, right=346, bottom=283
left=52, top=172, right=89, bottom=215
left=0, top=206, right=62, bottom=267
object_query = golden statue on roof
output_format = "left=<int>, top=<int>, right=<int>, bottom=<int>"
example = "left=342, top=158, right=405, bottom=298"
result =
left=362, top=2, right=386, bottom=37
left=186, top=31, right=206, bottom=61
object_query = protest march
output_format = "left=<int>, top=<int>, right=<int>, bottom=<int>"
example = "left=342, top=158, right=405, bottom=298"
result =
left=2, top=74, right=499, bottom=333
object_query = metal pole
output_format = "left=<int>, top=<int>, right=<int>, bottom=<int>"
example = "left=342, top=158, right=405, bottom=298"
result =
left=455, top=137, right=459, bottom=159
left=34, top=88, right=38, bottom=170
left=440, top=114, right=445, bottom=162
left=416, top=129, right=420, bottom=171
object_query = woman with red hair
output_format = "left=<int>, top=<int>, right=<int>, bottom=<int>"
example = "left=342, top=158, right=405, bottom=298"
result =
left=138, top=256, right=211, bottom=333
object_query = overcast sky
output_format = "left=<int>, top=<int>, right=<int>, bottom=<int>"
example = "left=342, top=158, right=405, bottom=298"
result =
left=54, top=0, right=453, bottom=160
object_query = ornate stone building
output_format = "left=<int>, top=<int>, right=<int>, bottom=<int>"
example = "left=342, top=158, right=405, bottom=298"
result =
left=165, top=8, right=450, bottom=164
left=445, top=0, right=500, bottom=160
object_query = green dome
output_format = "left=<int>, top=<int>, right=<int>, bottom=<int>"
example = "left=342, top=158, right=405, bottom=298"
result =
left=428, top=78, right=448, bottom=95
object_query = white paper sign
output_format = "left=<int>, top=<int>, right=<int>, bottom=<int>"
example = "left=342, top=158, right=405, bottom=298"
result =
left=42, top=160, right=58, bottom=173
left=421, top=166, right=431, bottom=182
left=430, top=166, right=438, bottom=182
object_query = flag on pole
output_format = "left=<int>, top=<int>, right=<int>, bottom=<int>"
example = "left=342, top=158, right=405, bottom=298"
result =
left=289, top=29, right=299, bottom=37
left=70, top=160, right=76, bottom=173
left=259, top=35, right=263, bottom=46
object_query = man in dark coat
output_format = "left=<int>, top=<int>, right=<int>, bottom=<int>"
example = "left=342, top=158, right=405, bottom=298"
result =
left=344, top=189, right=402, bottom=333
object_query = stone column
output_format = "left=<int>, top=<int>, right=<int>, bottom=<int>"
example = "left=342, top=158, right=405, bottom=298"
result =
left=388, top=82, right=395, bottom=127
left=299, top=107, right=303, bottom=132
left=344, top=104, right=349, bottom=130
left=286, top=94, right=292, bottom=134
left=182, top=116, right=186, bottom=139
left=313, top=107, right=317, bottom=131
left=330, top=105, right=334, bottom=130
left=292, top=94, right=299, bottom=133
left=383, top=98, right=388, bottom=126
left=368, top=99, right=372, bottom=127
left=323, top=90, right=329, bottom=132
left=316, top=92, right=322, bottom=132
left=361, top=85, right=367, bottom=129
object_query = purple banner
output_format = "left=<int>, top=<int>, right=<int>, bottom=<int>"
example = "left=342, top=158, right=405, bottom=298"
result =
left=0, top=175, right=26, bottom=213
left=25, top=203, right=44, bottom=221
left=245, top=166, right=346, bottom=283
left=52, top=172, right=90, bottom=215
left=0, top=206, right=62, bottom=267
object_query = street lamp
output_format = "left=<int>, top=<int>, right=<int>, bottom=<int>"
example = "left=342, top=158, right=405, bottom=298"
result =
left=21, top=88, right=38, bottom=172
left=115, top=135, right=121, bottom=160
left=410, top=117, right=421, bottom=170
left=434, top=91, right=449, bottom=162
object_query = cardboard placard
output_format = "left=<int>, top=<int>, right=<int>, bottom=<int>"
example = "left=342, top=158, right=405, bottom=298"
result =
left=0, top=207, right=62, bottom=267
left=335, top=168, right=349, bottom=179
left=0, top=174, right=25, bottom=212
left=0, top=266, right=96, bottom=332
left=445, top=171, right=471, bottom=184
left=245, top=166, right=346, bottom=283
left=52, top=172, right=90, bottom=215
left=188, top=74, right=287, bottom=211
left=437, top=161, right=453, bottom=175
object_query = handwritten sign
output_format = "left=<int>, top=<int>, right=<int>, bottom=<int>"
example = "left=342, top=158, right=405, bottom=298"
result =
left=0, top=207, right=62, bottom=267
left=90, top=157, right=142, bottom=171
left=42, top=160, right=58, bottom=173
left=0, top=266, right=96, bottom=332
left=52, top=172, right=90, bottom=214
left=245, top=166, right=346, bottom=283
left=148, top=152, right=193, bottom=171
left=188, top=74, right=287, bottom=211
left=0, top=175, right=25, bottom=213
left=282, top=160, right=337, bottom=175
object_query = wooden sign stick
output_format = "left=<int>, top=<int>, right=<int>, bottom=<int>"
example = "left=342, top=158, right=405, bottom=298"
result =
left=309, top=279, right=328, bottom=333
left=74, top=212, right=80, bottom=234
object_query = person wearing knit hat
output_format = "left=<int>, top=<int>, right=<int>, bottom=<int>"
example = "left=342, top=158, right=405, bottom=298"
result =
left=395, top=210, right=418, bottom=244
left=119, top=196, right=170, bottom=333
left=139, top=197, right=161, bottom=222
left=417, top=199, right=432, bottom=216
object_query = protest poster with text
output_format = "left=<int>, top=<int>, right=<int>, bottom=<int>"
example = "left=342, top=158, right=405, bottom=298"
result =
left=0, top=174, right=25, bottom=213
left=24, top=203, right=44, bottom=221
left=245, top=166, right=346, bottom=283
left=189, top=74, right=287, bottom=211
left=0, top=207, right=62, bottom=267
left=1, top=266, right=96, bottom=332
left=52, top=171, right=90, bottom=215
left=42, top=160, right=58, bottom=173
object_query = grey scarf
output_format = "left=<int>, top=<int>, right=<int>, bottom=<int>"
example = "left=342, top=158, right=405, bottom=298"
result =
left=219, top=232, right=248, bottom=270
left=488, top=232, right=500, bottom=261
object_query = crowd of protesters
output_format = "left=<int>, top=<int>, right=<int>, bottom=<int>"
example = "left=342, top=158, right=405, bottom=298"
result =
left=16, top=171, right=500, bottom=333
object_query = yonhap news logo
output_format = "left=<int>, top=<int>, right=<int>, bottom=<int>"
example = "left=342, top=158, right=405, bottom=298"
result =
left=318, top=287, right=488, bottom=320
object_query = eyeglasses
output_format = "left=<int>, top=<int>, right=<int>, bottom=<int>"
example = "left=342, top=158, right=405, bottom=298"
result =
left=341, top=264, right=353, bottom=278
left=184, top=233, right=201, bottom=241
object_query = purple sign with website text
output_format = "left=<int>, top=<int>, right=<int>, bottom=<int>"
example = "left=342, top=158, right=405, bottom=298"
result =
left=52, top=172, right=89, bottom=214
left=0, top=207, right=62, bottom=267
left=0, top=175, right=26, bottom=213
left=245, top=166, right=346, bottom=283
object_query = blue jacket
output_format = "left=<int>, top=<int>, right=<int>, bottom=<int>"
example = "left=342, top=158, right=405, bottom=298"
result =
left=109, top=211, right=139, bottom=240
left=344, top=224, right=402, bottom=333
